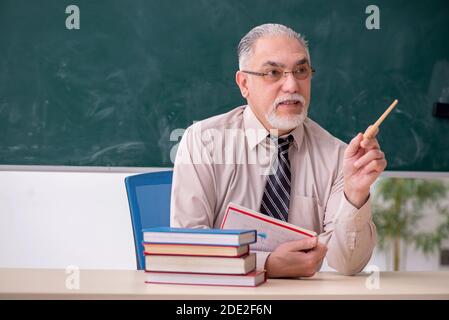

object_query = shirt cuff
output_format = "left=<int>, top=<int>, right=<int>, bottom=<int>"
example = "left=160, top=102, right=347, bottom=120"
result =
left=335, top=193, right=372, bottom=231
left=252, top=251, right=271, bottom=271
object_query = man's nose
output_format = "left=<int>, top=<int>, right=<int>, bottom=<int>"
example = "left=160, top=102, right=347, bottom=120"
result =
left=280, top=72, right=300, bottom=93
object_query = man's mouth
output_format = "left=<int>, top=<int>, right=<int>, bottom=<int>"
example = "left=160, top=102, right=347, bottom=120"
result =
left=277, top=100, right=301, bottom=107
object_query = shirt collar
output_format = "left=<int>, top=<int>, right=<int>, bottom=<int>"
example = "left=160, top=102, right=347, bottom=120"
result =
left=243, top=105, right=269, bottom=150
left=243, top=105, right=305, bottom=151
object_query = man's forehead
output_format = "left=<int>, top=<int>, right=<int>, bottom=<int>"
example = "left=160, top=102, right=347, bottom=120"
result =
left=250, top=36, right=309, bottom=66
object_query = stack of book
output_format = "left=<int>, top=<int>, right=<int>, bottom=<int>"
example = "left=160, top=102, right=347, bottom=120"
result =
left=142, top=227, right=266, bottom=287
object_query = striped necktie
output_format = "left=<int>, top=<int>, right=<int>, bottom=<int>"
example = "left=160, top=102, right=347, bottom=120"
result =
left=260, top=135, right=293, bottom=222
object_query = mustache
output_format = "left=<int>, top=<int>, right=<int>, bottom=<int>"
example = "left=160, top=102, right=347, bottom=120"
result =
left=273, top=94, right=306, bottom=108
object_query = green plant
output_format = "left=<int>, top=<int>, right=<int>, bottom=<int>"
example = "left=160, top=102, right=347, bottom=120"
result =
left=373, top=178, right=449, bottom=271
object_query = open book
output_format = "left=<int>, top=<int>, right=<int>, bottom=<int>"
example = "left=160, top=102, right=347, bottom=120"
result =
left=220, top=202, right=317, bottom=252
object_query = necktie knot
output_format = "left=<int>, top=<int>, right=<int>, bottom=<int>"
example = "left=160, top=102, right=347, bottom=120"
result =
left=269, top=134, right=293, bottom=154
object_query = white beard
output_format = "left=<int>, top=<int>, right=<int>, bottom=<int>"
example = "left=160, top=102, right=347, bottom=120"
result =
left=266, top=110, right=307, bottom=131
left=265, top=94, right=309, bottom=131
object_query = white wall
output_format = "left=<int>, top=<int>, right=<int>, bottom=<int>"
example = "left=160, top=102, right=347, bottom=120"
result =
left=0, top=168, right=446, bottom=271
left=0, top=168, right=165, bottom=270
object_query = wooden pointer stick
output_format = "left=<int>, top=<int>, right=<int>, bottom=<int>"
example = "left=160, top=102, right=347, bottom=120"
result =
left=363, top=99, right=399, bottom=139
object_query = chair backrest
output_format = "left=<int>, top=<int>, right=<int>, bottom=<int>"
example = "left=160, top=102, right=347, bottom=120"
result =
left=125, top=171, right=173, bottom=270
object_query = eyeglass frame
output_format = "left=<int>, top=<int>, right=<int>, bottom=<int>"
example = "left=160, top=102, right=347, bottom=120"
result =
left=240, top=64, right=316, bottom=82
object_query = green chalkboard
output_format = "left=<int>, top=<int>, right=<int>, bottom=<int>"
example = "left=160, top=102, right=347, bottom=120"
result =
left=1, top=0, right=448, bottom=170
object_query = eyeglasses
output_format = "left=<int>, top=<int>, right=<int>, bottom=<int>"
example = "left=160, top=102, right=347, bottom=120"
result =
left=241, top=64, right=315, bottom=83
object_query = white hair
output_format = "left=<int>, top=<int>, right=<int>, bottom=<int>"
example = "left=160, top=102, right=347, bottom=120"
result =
left=237, top=23, right=310, bottom=70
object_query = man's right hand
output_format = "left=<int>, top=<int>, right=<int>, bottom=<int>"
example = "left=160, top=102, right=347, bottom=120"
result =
left=265, top=237, right=327, bottom=278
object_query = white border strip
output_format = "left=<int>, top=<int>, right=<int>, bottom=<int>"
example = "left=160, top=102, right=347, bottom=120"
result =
left=381, top=171, right=449, bottom=179
left=0, top=165, right=448, bottom=178
left=0, top=165, right=171, bottom=173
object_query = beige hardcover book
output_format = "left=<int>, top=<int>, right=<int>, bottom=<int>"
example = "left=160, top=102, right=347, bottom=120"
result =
left=145, top=270, right=266, bottom=287
left=143, top=243, right=249, bottom=257
left=145, top=253, right=256, bottom=274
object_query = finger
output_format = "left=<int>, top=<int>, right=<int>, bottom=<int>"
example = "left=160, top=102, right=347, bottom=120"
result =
left=354, top=146, right=365, bottom=160
left=360, top=158, right=387, bottom=175
left=345, top=133, right=363, bottom=158
left=278, top=237, right=318, bottom=252
left=354, top=149, right=383, bottom=169
left=307, top=242, right=328, bottom=259
left=360, top=138, right=380, bottom=150
left=306, top=245, right=328, bottom=265
left=354, top=149, right=384, bottom=169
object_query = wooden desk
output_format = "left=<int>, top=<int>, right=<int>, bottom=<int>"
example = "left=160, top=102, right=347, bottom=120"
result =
left=1, top=268, right=449, bottom=300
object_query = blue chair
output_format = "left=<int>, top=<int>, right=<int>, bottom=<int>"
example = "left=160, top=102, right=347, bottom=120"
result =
left=125, top=170, right=173, bottom=270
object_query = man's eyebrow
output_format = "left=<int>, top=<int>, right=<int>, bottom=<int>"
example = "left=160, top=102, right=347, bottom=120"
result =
left=261, top=58, right=310, bottom=68
left=261, top=61, right=286, bottom=68
left=294, top=58, right=309, bottom=66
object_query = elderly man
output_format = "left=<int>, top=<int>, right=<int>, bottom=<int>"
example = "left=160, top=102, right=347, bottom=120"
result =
left=170, top=23, right=386, bottom=277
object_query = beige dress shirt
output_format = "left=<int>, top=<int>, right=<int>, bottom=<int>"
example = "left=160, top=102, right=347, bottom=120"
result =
left=170, top=105, right=376, bottom=275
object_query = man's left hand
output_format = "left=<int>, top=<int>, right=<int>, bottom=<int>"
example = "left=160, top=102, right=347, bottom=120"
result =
left=343, top=126, right=387, bottom=208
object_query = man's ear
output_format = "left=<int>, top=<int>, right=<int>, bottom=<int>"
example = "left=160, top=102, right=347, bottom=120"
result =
left=235, top=71, right=249, bottom=99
